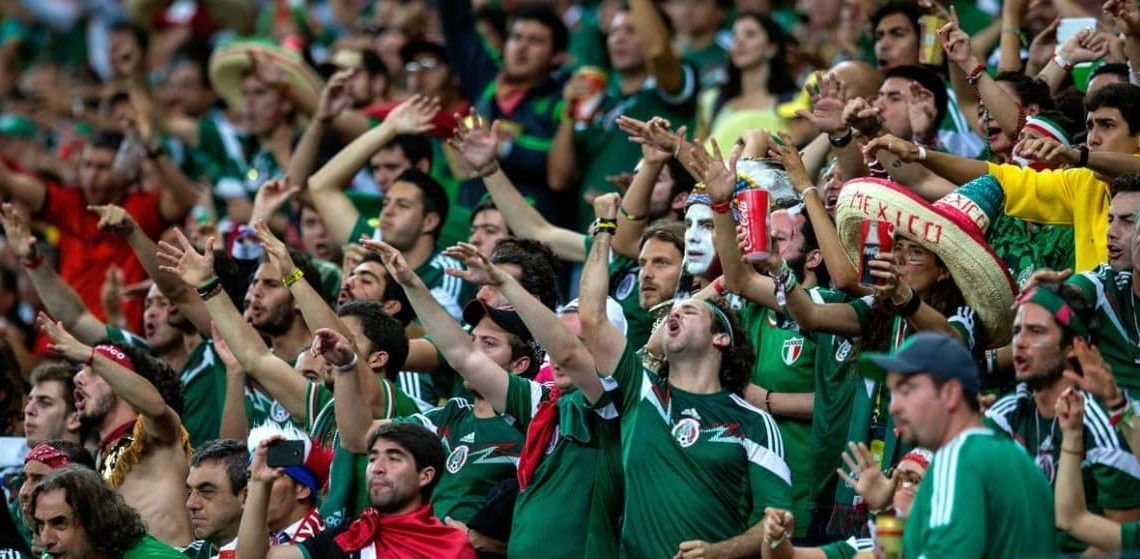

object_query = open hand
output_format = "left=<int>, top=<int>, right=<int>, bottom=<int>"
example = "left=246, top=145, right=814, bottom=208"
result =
left=767, top=132, right=812, bottom=194
left=688, top=137, right=741, bottom=204
left=1063, top=338, right=1124, bottom=407
left=795, top=71, right=849, bottom=134
left=312, top=328, right=358, bottom=369
left=387, top=94, right=441, bottom=135
left=316, top=70, right=355, bottom=122
left=88, top=204, right=138, bottom=235
left=360, top=238, right=418, bottom=286
left=837, top=441, right=896, bottom=510
left=37, top=312, right=91, bottom=363
left=0, top=203, right=36, bottom=260
left=252, top=178, right=300, bottom=223
left=449, top=110, right=499, bottom=171
left=253, top=220, right=295, bottom=277
left=156, top=228, right=217, bottom=288
left=441, top=242, right=508, bottom=286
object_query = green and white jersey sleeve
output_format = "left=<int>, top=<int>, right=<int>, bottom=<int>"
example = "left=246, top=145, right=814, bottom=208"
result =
left=1068, top=265, right=1140, bottom=391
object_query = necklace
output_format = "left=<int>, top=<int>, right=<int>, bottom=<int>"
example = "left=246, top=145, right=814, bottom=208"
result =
left=1033, top=408, right=1059, bottom=483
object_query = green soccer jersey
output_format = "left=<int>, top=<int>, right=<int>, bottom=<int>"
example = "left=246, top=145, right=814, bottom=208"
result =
left=582, top=235, right=652, bottom=350
left=572, top=65, right=699, bottom=231
left=820, top=536, right=875, bottom=559
left=1069, top=264, right=1140, bottom=391
left=179, top=539, right=218, bottom=559
left=986, top=213, right=1075, bottom=288
left=121, top=535, right=187, bottom=558
left=985, top=384, right=1140, bottom=552
left=105, top=326, right=226, bottom=447
left=394, top=398, right=523, bottom=522
left=902, top=428, right=1057, bottom=559
left=306, top=378, right=420, bottom=528
left=503, top=375, right=623, bottom=559
left=1124, top=522, right=1140, bottom=552
left=611, top=344, right=793, bottom=559
left=738, top=288, right=845, bottom=537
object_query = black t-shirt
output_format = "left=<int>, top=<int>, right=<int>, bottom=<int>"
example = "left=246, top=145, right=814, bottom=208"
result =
left=298, top=524, right=360, bottom=559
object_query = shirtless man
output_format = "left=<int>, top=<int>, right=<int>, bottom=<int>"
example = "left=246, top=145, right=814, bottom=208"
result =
left=36, top=314, right=194, bottom=547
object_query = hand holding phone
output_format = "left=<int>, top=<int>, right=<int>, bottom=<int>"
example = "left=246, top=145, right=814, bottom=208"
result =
left=266, top=439, right=305, bottom=468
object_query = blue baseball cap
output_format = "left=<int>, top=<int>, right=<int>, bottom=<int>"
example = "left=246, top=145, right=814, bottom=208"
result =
left=859, top=332, right=980, bottom=393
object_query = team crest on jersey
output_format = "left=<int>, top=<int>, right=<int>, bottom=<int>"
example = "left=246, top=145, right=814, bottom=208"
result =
left=782, top=338, right=804, bottom=365
left=270, top=401, right=290, bottom=423
left=616, top=272, right=637, bottom=301
left=671, top=417, right=701, bottom=448
left=1035, top=449, right=1056, bottom=484
left=835, top=340, right=853, bottom=362
left=544, top=426, right=561, bottom=455
left=447, top=445, right=469, bottom=473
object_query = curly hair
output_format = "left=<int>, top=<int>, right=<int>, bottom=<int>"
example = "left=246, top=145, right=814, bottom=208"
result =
left=491, top=237, right=561, bottom=310
left=114, top=343, right=184, bottom=415
left=29, top=465, right=147, bottom=557
left=659, top=297, right=754, bottom=395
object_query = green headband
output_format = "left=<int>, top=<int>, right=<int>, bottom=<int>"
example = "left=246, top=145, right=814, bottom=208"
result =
left=1019, top=286, right=1089, bottom=339
left=703, top=300, right=735, bottom=348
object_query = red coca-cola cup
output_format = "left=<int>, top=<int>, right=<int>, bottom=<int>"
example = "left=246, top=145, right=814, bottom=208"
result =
left=736, top=189, right=770, bottom=263
left=858, top=219, right=896, bottom=286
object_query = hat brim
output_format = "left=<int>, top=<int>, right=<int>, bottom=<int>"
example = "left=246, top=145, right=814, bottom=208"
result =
left=462, top=300, right=534, bottom=342
left=835, top=177, right=1015, bottom=346
left=858, top=350, right=924, bottom=384
left=209, top=41, right=325, bottom=110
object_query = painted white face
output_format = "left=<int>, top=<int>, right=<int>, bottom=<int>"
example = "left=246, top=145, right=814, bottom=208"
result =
left=684, top=203, right=715, bottom=276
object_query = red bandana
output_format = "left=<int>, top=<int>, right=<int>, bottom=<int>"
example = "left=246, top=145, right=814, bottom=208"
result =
left=516, top=386, right=562, bottom=490
left=25, top=443, right=71, bottom=469
left=333, top=504, right=475, bottom=558
left=94, top=344, right=136, bottom=372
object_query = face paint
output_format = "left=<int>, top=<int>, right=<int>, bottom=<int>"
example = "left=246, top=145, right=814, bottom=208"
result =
left=684, top=203, right=716, bottom=276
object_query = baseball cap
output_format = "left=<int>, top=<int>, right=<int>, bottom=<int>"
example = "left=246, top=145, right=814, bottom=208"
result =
left=859, top=332, right=979, bottom=393
left=463, top=300, right=534, bottom=343
left=558, top=297, right=627, bottom=336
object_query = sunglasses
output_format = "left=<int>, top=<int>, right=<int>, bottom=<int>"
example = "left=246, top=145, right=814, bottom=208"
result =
left=405, top=58, right=442, bottom=73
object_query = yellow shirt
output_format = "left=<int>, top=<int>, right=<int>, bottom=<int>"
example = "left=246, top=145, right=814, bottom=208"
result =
left=987, top=162, right=1109, bottom=272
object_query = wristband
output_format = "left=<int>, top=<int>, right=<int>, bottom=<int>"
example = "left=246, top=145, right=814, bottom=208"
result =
left=22, top=253, right=44, bottom=269
left=828, top=128, right=854, bottom=148
left=84, top=346, right=95, bottom=366
left=196, top=277, right=223, bottom=299
left=710, top=200, right=732, bottom=214
left=892, top=289, right=921, bottom=317
left=1053, top=53, right=1074, bottom=72
left=282, top=268, right=304, bottom=288
left=916, top=146, right=928, bottom=162
left=711, top=276, right=726, bottom=295
left=1077, top=145, right=1090, bottom=168
left=965, top=63, right=987, bottom=86
left=592, top=218, right=617, bottom=236
left=333, top=352, right=359, bottom=373
left=475, top=160, right=500, bottom=178
left=619, top=206, right=647, bottom=221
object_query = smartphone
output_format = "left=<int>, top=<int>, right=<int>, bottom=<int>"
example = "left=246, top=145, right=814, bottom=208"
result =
left=1056, top=18, right=1097, bottom=52
left=859, top=219, right=895, bottom=286
left=266, top=440, right=305, bottom=468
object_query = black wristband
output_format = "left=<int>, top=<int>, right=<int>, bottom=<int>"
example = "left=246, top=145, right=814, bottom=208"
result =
left=196, top=277, right=222, bottom=299
left=828, top=128, right=854, bottom=148
left=1077, top=145, right=1089, bottom=168
left=894, top=290, right=921, bottom=317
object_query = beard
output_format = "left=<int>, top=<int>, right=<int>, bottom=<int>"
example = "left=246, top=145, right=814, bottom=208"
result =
left=256, top=304, right=296, bottom=338
left=79, top=392, right=113, bottom=430
left=1024, top=361, right=1065, bottom=392
left=785, top=253, right=807, bottom=282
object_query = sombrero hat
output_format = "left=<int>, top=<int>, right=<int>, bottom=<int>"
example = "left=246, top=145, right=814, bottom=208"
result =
left=208, top=39, right=324, bottom=111
left=835, top=176, right=1016, bottom=345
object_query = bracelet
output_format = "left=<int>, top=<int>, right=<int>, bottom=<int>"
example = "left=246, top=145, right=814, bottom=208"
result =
left=1077, top=145, right=1090, bottom=168
left=765, top=390, right=774, bottom=413
left=22, top=253, right=44, bottom=269
left=772, top=261, right=798, bottom=309
left=592, top=218, right=617, bottom=236
left=619, top=206, right=647, bottom=221
left=710, top=200, right=732, bottom=214
left=965, top=63, right=987, bottom=86
left=196, top=277, right=223, bottom=299
left=282, top=268, right=304, bottom=288
left=1108, top=396, right=1129, bottom=416
left=475, top=160, right=500, bottom=178
left=916, top=146, right=928, bottom=162
left=333, top=352, right=359, bottom=373
left=1060, top=447, right=1084, bottom=456
left=828, top=128, right=854, bottom=148
left=892, top=289, right=921, bottom=317
left=711, top=276, right=726, bottom=295
left=1053, top=53, right=1074, bottom=72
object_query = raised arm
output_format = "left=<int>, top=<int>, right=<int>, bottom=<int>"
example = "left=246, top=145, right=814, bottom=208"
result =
left=256, top=221, right=385, bottom=418
left=283, top=72, right=356, bottom=199
left=363, top=238, right=513, bottom=411
left=1036, top=29, right=1110, bottom=94
left=450, top=114, right=586, bottom=261
left=214, top=325, right=252, bottom=441
left=308, top=95, right=441, bottom=245
left=155, top=230, right=311, bottom=419
left=941, top=17, right=1024, bottom=139
left=88, top=204, right=213, bottom=335
left=862, top=134, right=988, bottom=184
left=449, top=242, right=606, bottom=402
left=613, top=116, right=682, bottom=259
left=315, top=327, right=388, bottom=454
left=0, top=158, right=47, bottom=212
left=238, top=437, right=306, bottom=559
left=628, top=0, right=684, bottom=93
left=39, top=313, right=182, bottom=444
left=1, top=204, right=105, bottom=343
left=579, top=194, right=629, bottom=376
left=135, top=115, right=200, bottom=224
left=1055, top=388, right=1123, bottom=551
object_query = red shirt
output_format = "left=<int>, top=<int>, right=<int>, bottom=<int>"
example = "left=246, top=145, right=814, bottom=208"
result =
left=39, top=184, right=171, bottom=332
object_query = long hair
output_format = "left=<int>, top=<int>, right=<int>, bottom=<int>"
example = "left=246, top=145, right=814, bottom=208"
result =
left=659, top=297, right=754, bottom=394
left=29, top=466, right=147, bottom=557
left=859, top=257, right=982, bottom=354
left=714, top=12, right=797, bottom=119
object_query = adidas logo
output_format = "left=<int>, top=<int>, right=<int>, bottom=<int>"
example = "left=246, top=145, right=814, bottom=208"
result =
left=680, top=408, right=701, bottom=420
left=460, top=433, right=475, bottom=444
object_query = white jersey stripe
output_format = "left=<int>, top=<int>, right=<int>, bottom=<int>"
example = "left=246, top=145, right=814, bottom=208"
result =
left=741, top=437, right=792, bottom=485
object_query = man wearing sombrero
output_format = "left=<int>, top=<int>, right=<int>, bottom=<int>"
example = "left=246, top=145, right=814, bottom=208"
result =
left=865, top=82, right=1140, bottom=272
left=203, top=40, right=324, bottom=222
left=986, top=280, right=1140, bottom=554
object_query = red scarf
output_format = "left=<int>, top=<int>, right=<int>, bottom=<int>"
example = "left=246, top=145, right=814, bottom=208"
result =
left=517, top=386, right=562, bottom=490
left=333, top=504, right=475, bottom=558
